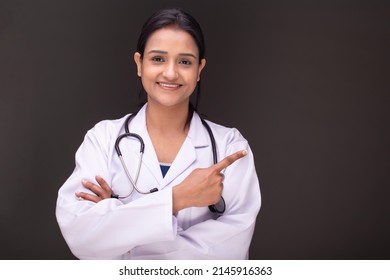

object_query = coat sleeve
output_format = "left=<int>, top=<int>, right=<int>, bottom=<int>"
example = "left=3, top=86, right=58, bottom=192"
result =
left=130, top=130, right=261, bottom=260
left=55, top=121, right=177, bottom=259
left=183, top=140, right=261, bottom=259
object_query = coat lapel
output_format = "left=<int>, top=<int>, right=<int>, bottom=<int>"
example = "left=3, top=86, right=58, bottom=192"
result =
left=161, top=137, right=197, bottom=187
left=161, top=112, right=210, bottom=188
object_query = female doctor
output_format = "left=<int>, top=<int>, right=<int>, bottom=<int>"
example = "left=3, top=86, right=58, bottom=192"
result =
left=56, top=8, right=261, bottom=259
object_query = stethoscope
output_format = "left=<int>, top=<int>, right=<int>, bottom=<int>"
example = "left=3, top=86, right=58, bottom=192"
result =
left=112, top=112, right=226, bottom=214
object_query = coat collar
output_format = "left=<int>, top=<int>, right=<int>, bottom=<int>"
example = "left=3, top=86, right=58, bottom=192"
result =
left=127, top=104, right=210, bottom=188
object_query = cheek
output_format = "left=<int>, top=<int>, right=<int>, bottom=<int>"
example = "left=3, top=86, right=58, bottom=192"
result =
left=140, top=66, right=158, bottom=82
left=185, top=69, right=200, bottom=83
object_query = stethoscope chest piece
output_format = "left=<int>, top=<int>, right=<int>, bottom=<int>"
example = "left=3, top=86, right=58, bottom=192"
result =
left=208, top=196, right=225, bottom=214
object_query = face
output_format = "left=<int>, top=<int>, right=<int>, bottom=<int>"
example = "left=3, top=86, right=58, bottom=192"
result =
left=134, top=26, right=206, bottom=109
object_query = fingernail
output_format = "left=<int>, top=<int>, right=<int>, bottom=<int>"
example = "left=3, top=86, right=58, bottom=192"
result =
left=242, top=150, right=248, bottom=156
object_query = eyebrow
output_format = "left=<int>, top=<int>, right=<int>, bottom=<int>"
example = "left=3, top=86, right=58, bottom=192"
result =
left=147, top=50, right=197, bottom=59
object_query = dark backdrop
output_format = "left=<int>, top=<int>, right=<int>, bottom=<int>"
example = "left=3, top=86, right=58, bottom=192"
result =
left=0, top=0, right=389, bottom=259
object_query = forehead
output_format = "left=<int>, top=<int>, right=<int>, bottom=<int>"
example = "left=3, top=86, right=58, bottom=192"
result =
left=144, top=27, right=199, bottom=56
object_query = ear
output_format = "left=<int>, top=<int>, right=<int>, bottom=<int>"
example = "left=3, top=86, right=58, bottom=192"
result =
left=197, top=58, right=206, bottom=81
left=134, top=52, right=142, bottom=77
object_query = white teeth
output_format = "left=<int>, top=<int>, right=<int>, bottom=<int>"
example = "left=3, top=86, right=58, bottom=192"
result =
left=159, top=82, right=180, bottom=88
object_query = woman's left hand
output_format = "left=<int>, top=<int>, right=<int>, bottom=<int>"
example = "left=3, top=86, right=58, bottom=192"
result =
left=76, top=175, right=113, bottom=203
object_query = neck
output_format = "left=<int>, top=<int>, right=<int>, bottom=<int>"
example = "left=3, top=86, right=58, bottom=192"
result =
left=146, top=102, right=190, bottom=133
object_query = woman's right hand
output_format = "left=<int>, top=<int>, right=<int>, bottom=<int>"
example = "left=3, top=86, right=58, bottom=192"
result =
left=172, top=150, right=247, bottom=213
left=76, top=175, right=113, bottom=203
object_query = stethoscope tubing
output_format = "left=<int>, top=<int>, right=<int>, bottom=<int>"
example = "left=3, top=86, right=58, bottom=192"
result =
left=200, top=118, right=225, bottom=214
left=113, top=111, right=225, bottom=214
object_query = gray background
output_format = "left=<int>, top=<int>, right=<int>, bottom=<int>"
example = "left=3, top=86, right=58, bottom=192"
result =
left=0, top=0, right=389, bottom=259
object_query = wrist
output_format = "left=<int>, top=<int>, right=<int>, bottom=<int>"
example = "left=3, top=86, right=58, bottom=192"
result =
left=172, top=184, right=187, bottom=214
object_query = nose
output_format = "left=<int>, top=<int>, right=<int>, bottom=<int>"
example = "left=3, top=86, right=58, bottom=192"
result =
left=162, top=62, right=178, bottom=80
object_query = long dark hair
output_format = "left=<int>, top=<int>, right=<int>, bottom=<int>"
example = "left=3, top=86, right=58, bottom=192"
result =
left=136, top=8, right=206, bottom=123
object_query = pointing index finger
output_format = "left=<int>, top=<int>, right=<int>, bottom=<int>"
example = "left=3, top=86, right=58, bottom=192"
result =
left=212, top=150, right=247, bottom=172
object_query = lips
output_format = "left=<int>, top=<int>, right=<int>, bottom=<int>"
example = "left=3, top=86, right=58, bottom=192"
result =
left=157, top=82, right=182, bottom=89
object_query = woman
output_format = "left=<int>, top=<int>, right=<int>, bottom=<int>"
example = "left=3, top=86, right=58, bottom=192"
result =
left=56, top=8, right=261, bottom=259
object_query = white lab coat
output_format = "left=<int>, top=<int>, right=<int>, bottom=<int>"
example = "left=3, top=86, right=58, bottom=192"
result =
left=56, top=104, right=261, bottom=259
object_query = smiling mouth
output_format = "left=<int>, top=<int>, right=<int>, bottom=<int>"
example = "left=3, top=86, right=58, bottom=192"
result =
left=157, top=82, right=182, bottom=89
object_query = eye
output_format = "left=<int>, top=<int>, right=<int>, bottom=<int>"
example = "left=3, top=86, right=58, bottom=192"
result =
left=179, top=59, right=192, bottom=65
left=151, top=56, right=164, bottom=62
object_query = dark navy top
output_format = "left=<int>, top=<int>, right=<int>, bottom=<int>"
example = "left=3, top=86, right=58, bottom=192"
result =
left=159, top=163, right=171, bottom=178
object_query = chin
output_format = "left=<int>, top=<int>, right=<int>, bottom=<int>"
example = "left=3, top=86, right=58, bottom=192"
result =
left=149, top=97, right=190, bottom=109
